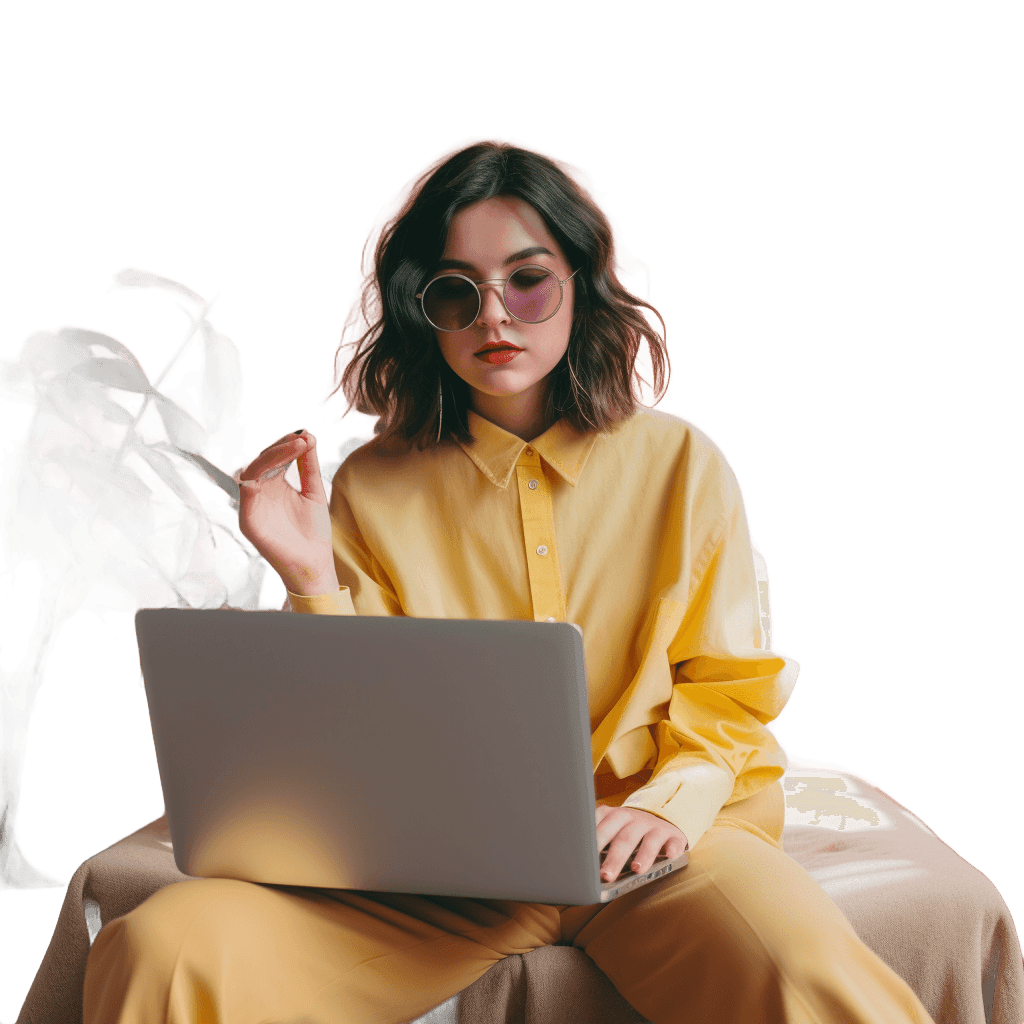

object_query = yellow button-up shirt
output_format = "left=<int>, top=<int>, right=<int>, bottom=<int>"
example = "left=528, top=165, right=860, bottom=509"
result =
left=287, top=407, right=798, bottom=851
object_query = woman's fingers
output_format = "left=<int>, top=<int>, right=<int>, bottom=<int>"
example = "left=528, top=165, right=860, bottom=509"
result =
left=628, top=832, right=687, bottom=875
left=239, top=443, right=301, bottom=486
left=596, top=806, right=688, bottom=880
left=598, top=821, right=646, bottom=881
left=595, top=806, right=639, bottom=853
left=293, top=433, right=326, bottom=500
left=630, top=833, right=669, bottom=874
left=234, top=430, right=337, bottom=593
left=240, top=432, right=315, bottom=487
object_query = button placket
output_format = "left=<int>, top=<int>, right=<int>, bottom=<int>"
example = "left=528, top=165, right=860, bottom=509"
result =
left=515, top=452, right=566, bottom=623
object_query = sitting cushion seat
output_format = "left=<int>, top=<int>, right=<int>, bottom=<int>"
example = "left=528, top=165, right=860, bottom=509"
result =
left=16, top=761, right=1024, bottom=1024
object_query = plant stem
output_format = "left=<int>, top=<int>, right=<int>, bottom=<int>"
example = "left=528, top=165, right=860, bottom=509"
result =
left=111, top=298, right=215, bottom=470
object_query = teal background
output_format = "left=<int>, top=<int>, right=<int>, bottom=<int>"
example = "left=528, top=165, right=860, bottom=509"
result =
left=1, top=2, right=1021, bottom=1016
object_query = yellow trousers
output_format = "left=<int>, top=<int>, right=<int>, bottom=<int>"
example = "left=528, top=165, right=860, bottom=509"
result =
left=83, top=780, right=936, bottom=1024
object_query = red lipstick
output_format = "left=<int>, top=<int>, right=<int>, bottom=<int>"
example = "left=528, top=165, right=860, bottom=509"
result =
left=475, top=340, right=524, bottom=365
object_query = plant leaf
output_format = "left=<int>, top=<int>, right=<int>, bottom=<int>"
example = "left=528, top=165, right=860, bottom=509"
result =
left=112, top=268, right=207, bottom=308
left=13, top=330, right=95, bottom=378
left=149, top=391, right=208, bottom=456
left=156, top=443, right=240, bottom=505
left=126, top=442, right=208, bottom=524
left=56, top=328, right=150, bottom=377
left=70, top=356, right=149, bottom=394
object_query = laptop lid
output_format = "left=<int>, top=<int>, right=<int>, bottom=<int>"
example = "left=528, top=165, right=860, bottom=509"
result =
left=136, top=608, right=687, bottom=905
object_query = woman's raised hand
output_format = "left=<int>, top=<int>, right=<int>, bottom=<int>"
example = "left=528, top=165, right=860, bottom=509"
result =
left=236, top=430, right=339, bottom=596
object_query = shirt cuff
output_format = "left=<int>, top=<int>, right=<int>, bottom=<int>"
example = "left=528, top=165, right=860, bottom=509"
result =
left=285, top=585, right=356, bottom=616
left=620, top=761, right=735, bottom=852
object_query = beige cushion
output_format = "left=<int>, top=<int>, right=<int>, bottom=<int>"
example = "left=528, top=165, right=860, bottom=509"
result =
left=17, top=761, right=1024, bottom=1024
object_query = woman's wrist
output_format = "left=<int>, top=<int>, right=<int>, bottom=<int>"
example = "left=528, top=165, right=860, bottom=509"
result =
left=282, top=570, right=340, bottom=597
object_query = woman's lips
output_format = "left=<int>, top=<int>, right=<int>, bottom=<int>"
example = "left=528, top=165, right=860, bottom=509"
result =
left=476, top=348, right=522, bottom=364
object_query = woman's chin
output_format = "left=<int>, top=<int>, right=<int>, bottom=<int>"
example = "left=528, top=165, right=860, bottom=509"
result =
left=471, top=382, right=541, bottom=403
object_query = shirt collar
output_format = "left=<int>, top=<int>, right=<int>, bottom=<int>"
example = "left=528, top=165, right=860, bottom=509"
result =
left=458, top=409, right=601, bottom=490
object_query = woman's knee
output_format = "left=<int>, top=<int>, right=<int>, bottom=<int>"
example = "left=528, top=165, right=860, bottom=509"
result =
left=84, top=879, right=245, bottom=1022
left=94, top=877, right=262, bottom=968
left=715, top=778, right=786, bottom=845
left=582, top=827, right=847, bottom=977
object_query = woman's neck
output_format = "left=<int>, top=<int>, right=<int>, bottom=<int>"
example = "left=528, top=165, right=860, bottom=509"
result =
left=469, top=384, right=554, bottom=442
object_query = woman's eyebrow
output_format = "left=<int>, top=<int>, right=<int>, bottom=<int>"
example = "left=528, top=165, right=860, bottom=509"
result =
left=434, top=245, right=554, bottom=272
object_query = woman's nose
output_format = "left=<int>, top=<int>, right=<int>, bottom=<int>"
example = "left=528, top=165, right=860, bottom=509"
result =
left=477, top=283, right=511, bottom=327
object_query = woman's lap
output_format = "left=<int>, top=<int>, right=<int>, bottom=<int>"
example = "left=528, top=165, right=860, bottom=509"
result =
left=84, top=875, right=559, bottom=1024
left=83, top=780, right=935, bottom=1023
left=560, top=781, right=933, bottom=1023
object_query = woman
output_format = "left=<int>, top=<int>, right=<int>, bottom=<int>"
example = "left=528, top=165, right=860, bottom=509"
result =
left=83, top=142, right=936, bottom=1024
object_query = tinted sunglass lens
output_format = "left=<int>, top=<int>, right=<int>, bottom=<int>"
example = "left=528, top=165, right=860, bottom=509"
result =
left=422, top=276, right=479, bottom=331
left=505, top=267, right=561, bottom=323
left=421, top=267, right=563, bottom=330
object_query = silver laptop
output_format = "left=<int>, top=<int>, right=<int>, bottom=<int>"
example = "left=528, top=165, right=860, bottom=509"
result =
left=135, top=608, right=688, bottom=905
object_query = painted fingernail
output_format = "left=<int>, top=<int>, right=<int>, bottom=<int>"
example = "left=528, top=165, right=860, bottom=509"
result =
left=294, top=429, right=304, bottom=435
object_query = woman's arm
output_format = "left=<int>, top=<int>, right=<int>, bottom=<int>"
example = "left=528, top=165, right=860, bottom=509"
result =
left=619, top=457, right=798, bottom=852
left=230, top=431, right=399, bottom=618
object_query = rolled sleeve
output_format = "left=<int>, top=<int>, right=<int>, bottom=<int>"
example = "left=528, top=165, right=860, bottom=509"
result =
left=621, top=470, right=799, bottom=851
left=286, top=586, right=356, bottom=616
left=621, top=762, right=732, bottom=852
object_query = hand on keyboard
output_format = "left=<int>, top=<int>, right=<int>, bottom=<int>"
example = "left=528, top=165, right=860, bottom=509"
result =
left=595, top=805, right=689, bottom=883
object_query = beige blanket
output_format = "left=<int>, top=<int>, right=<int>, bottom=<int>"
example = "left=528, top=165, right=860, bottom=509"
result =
left=17, top=763, right=1024, bottom=1024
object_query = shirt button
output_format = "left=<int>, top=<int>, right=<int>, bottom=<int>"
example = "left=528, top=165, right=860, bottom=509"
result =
left=536, top=544, right=548, bottom=556
left=546, top=616, right=556, bottom=622
left=528, top=479, right=538, bottom=489
left=524, top=447, right=534, bottom=456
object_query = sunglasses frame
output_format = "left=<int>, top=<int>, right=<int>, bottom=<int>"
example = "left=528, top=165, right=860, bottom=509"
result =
left=415, top=264, right=581, bottom=333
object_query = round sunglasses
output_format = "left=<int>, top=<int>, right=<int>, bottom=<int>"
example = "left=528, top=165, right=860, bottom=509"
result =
left=416, top=265, right=580, bottom=332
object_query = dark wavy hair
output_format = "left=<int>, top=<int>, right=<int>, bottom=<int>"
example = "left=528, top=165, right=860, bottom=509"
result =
left=328, top=141, right=670, bottom=450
